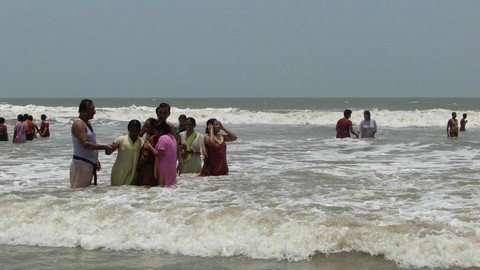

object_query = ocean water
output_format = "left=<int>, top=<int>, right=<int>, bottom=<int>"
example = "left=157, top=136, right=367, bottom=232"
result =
left=0, top=98, right=479, bottom=270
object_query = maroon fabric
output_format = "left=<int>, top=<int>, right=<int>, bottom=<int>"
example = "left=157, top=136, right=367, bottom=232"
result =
left=200, top=142, right=228, bottom=176
left=336, top=118, right=352, bottom=138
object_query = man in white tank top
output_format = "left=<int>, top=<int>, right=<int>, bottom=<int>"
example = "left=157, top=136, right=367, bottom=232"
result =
left=70, top=99, right=113, bottom=188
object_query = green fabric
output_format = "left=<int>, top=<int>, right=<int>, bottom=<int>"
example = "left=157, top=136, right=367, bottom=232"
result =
left=184, top=132, right=197, bottom=161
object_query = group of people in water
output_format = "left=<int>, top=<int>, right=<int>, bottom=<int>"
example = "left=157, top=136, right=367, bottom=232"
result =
left=2, top=101, right=470, bottom=189
left=336, top=109, right=468, bottom=139
left=0, top=114, right=50, bottom=142
left=69, top=99, right=237, bottom=189
left=336, top=109, right=378, bottom=139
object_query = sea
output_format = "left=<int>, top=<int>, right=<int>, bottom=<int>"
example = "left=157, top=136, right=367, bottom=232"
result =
left=0, top=97, right=479, bottom=270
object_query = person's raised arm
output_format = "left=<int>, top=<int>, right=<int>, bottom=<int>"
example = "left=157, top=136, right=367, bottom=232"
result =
left=220, top=122, right=237, bottom=142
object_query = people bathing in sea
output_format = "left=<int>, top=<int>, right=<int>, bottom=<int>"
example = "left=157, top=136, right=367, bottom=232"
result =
left=106, top=120, right=143, bottom=186
left=0, top=117, right=8, bottom=141
left=460, top=113, right=467, bottom=132
left=13, top=114, right=27, bottom=143
left=178, top=117, right=204, bottom=174
left=358, top=110, right=377, bottom=139
left=143, top=120, right=178, bottom=187
left=446, top=112, right=459, bottom=138
left=39, top=114, right=50, bottom=137
left=336, top=109, right=359, bottom=138
left=70, top=99, right=113, bottom=188
left=200, top=118, right=237, bottom=176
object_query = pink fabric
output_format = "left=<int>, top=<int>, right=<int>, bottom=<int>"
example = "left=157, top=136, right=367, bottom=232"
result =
left=155, top=134, right=177, bottom=187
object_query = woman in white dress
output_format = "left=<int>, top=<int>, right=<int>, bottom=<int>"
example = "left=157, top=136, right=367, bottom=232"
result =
left=358, top=110, right=377, bottom=138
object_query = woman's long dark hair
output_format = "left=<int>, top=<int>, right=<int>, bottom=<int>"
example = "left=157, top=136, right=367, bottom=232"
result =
left=205, top=118, right=216, bottom=133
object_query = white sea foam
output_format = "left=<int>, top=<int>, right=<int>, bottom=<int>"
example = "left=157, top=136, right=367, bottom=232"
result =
left=1, top=100, right=479, bottom=268
left=1, top=103, right=478, bottom=128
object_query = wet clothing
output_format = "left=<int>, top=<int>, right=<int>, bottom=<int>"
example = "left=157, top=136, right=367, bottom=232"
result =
left=110, top=135, right=143, bottom=186
left=135, top=135, right=159, bottom=186
left=0, top=124, right=8, bottom=141
left=70, top=119, right=98, bottom=188
left=40, top=120, right=50, bottom=137
left=155, top=134, right=177, bottom=187
left=178, top=131, right=204, bottom=174
left=460, top=118, right=466, bottom=131
left=359, top=119, right=377, bottom=138
left=25, top=119, right=35, bottom=141
left=200, top=141, right=228, bottom=176
left=13, top=121, right=27, bottom=143
left=336, top=118, right=353, bottom=138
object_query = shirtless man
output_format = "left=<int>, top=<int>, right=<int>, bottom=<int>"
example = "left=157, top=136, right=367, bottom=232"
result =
left=70, top=99, right=112, bottom=188
left=446, top=112, right=459, bottom=138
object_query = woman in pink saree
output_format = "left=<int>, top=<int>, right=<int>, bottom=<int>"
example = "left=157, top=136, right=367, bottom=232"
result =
left=143, top=121, right=178, bottom=187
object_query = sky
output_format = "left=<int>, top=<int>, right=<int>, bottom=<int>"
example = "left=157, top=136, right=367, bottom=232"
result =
left=1, top=0, right=479, bottom=98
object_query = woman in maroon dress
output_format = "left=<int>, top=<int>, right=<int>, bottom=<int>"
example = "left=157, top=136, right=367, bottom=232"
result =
left=200, top=118, right=237, bottom=176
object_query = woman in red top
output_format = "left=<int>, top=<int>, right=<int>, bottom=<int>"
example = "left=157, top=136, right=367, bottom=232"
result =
left=200, top=118, right=237, bottom=176
left=0, top=117, right=8, bottom=141
left=39, top=114, right=50, bottom=137
left=336, top=109, right=359, bottom=138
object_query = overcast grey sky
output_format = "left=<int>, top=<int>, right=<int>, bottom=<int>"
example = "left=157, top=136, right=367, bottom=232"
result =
left=1, top=0, right=479, bottom=98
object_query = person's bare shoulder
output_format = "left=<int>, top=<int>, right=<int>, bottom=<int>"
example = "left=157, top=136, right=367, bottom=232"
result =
left=71, top=119, right=86, bottom=135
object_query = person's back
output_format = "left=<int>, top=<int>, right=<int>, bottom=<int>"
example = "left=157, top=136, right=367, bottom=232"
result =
left=25, top=116, right=35, bottom=141
left=13, top=114, right=27, bottom=143
left=0, top=117, right=8, bottom=141
left=156, top=134, right=177, bottom=186
left=336, top=109, right=358, bottom=138
left=336, top=118, right=351, bottom=138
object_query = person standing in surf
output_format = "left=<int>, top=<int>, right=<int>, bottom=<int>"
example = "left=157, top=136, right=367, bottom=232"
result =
left=358, top=110, right=377, bottom=138
left=12, top=114, right=27, bottom=143
left=178, top=117, right=204, bottom=174
left=200, top=118, right=237, bottom=176
left=70, top=99, right=112, bottom=188
left=446, top=112, right=459, bottom=138
left=0, top=117, right=9, bottom=141
left=39, top=114, right=50, bottom=137
left=106, top=119, right=143, bottom=186
left=460, top=113, right=467, bottom=132
left=143, top=120, right=178, bottom=187
left=336, top=109, right=358, bottom=139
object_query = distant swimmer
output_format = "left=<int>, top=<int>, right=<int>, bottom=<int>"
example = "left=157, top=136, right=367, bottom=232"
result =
left=446, top=112, right=459, bottom=138
left=336, top=109, right=358, bottom=138
left=460, top=113, right=467, bottom=132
